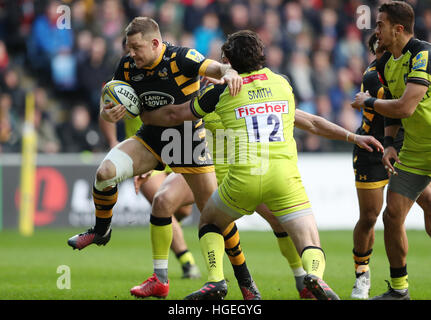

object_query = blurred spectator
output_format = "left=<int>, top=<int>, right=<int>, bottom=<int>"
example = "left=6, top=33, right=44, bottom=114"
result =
left=59, top=104, right=102, bottom=153
left=1, top=68, right=26, bottom=118
left=158, top=0, right=185, bottom=39
left=311, top=50, right=337, bottom=96
left=328, top=67, right=358, bottom=118
left=265, top=45, right=286, bottom=74
left=183, top=0, right=213, bottom=33
left=193, top=12, right=224, bottom=56
left=0, top=0, right=429, bottom=154
left=27, top=0, right=74, bottom=85
left=124, top=0, right=156, bottom=21
left=287, top=51, right=314, bottom=102
left=333, top=24, right=365, bottom=68
left=93, top=0, right=126, bottom=41
left=34, top=105, right=60, bottom=154
left=0, top=40, right=10, bottom=72
left=74, top=30, right=93, bottom=65
left=72, top=0, right=91, bottom=34
left=0, top=93, right=21, bottom=153
left=77, top=36, right=113, bottom=123
left=227, top=3, right=252, bottom=34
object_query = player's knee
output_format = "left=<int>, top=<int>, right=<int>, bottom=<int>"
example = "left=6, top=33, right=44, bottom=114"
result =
left=382, top=206, right=398, bottom=226
left=96, top=161, right=116, bottom=183
left=153, top=191, right=176, bottom=217
left=95, top=149, right=134, bottom=190
left=358, top=210, right=379, bottom=229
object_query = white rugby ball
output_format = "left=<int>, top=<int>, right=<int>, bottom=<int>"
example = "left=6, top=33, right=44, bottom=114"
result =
left=102, top=80, right=141, bottom=119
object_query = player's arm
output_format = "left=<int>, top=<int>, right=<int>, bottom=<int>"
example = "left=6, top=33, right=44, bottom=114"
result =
left=99, top=115, right=119, bottom=148
left=141, top=84, right=222, bottom=126
left=381, top=122, right=402, bottom=176
left=294, top=109, right=384, bottom=152
left=352, top=82, right=428, bottom=118
left=140, top=101, right=197, bottom=127
left=202, top=61, right=242, bottom=96
left=99, top=95, right=126, bottom=123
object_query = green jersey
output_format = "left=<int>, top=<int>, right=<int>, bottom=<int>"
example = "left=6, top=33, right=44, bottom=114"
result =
left=377, top=38, right=431, bottom=176
left=192, top=67, right=297, bottom=167
left=191, top=68, right=310, bottom=217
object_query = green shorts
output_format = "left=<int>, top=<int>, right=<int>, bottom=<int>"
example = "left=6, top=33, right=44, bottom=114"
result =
left=212, top=160, right=312, bottom=222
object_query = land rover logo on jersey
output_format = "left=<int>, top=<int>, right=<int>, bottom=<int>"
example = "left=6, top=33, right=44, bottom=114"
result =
left=140, top=91, right=175, bottom=109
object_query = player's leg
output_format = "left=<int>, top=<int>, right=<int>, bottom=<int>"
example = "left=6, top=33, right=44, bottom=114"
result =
left=67, top=138, right=159, bottom=250
left=183, top=172, right=261, bottom=300
left=371, top=169, right=431, bottom=300
left=130, top=173, right=196, bottom=298
left=139, top=172, right=200, bottom=279
left=278, top=211, right=340, bottom=300
left=351, top=187, right=384, bottom=299
left=184, top=195, right=239, bottom=300
left=255, top=203, right=309, bottom=298
left=415, top=183, right=431, bottom=237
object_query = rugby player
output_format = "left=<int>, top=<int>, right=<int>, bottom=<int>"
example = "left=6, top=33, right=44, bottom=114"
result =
left=67, top=17, right=257, bottom=299
left=99, top=114, right=201, bottom=279
left=350, top=32, right=431, bottom=299
left=352, top=1, right=431, bottom=300
left=144, top=30, right=383, bottom=300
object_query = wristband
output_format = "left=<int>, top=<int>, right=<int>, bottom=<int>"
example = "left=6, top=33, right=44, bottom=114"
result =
left=364, top=97, right=376, bottom=109
left=383, top=136, right=394, bottom=148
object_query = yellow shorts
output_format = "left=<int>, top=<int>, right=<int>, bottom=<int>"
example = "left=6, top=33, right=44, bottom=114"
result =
left=213, top=160, right=312, bottom=222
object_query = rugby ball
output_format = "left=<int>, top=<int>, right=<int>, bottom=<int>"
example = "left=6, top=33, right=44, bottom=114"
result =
left=102, top=80, right=141, bottom=119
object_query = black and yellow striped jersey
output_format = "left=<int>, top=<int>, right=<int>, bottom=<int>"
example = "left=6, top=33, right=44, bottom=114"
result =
left=113, top=42, right=212, bottom=111
left=356, top=59, right=404, bottom=144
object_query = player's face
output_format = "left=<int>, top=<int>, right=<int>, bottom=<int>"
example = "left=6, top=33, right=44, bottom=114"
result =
left=375, top=12, right=396, bottom=50
left=126, top=33, right=157, bottom=68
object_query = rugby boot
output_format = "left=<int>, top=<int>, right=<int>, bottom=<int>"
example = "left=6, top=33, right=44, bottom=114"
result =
left=370, top=280, right=410, bottom=300
left=239, top=278, right=261, bottom=300
left=296, top=274, right=315, bottom=299
left=67, top=227, right=112, bottom=250
left=351, top=270, right=371, bottom=299
left=184, top=280, right=228, bottom=300
left=182, top=262, right=201, bottom=279
left=303, top=274, right=340, bottom=300
left=130, top=273, right=169, bottom=299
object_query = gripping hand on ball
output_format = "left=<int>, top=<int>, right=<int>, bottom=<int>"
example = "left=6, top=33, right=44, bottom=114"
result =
left=101, top=102, right=127, bottom=123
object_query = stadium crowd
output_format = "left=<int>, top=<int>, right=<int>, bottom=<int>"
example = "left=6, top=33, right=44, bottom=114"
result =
left=0, top=0, right=430, bottom=154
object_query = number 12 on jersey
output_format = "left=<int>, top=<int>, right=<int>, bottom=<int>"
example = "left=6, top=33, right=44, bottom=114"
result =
left=235, top=101, right=288, bottom=143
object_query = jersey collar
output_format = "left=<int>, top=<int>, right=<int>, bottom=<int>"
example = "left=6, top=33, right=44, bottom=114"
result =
left=143, top=43, right=166, bottom=70
left=402, top=37, right=415, bottom=54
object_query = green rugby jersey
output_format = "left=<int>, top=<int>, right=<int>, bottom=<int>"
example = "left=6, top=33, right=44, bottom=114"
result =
left=376, top=38, right=431, bottom=176
left=191, top=67, right=297, bottom=165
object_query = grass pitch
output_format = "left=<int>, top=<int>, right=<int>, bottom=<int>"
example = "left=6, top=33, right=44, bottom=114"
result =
left=1, top=227, right=431, bottom=300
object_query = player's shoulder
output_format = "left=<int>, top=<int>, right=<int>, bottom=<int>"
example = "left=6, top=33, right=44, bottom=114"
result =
left=406, top=38, right=431, bottom=57
left=168, top=44, right=206, bottom=64
left=117, top=54, right=136, bottom=70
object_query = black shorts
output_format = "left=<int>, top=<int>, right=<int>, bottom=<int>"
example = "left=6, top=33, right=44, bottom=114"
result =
left=132, top=119, right=214, bottom=174
left=353, top=141, right=402, bottom=189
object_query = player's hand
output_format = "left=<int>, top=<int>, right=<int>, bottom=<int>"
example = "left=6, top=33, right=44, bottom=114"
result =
left=134, top=171, right=153, bottom=194
left=355, top=135, right=384, bottom=153
left=351, top=91, right=371, bottom=110
left=101, top=102, right=126, bottom=123
left=201, top=76, right=221, bottom=87
left=220, top=69, right=243, bottom=96
left=382, top=146, right=400, bottom=176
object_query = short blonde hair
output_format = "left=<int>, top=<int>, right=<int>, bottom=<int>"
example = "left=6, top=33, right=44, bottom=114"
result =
left=125, top=17, right=161, bottom=38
